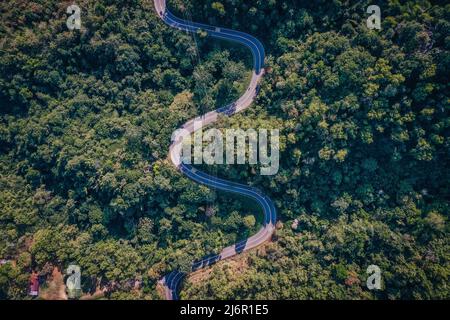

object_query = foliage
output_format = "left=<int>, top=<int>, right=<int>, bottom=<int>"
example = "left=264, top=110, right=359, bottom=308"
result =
left=0, top=0, right=448, bottom=299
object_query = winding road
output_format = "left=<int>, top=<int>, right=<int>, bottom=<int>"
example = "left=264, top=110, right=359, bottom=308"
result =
left=154, top=0, right=277, bottom=300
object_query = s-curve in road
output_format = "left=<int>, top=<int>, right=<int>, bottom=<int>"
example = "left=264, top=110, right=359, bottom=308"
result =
left=154, top=0, right=277, bottom=300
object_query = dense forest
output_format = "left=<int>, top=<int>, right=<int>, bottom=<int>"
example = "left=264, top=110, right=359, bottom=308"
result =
left=0, top=0, right=448, bottom=300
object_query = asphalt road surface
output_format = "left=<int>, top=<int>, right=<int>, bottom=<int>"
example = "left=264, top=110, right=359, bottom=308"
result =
left=154, top=0, right=277, bottom=300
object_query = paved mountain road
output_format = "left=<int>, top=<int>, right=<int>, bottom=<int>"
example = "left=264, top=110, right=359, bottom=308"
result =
left=154, top=0, right=277, bottom=300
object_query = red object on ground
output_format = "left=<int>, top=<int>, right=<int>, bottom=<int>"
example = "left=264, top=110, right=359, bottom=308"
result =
left=29, top=273, right=39, bottom=296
